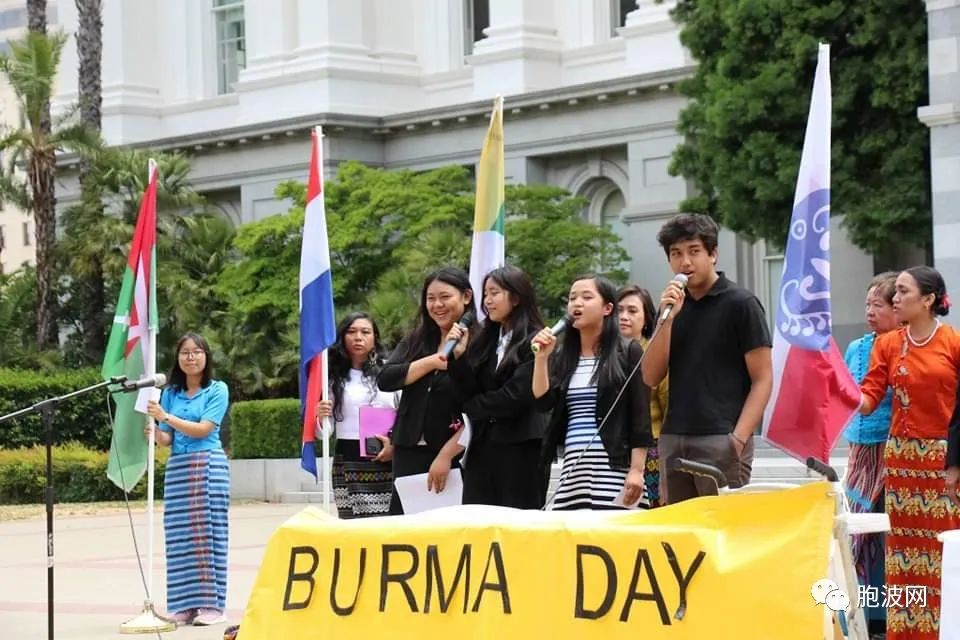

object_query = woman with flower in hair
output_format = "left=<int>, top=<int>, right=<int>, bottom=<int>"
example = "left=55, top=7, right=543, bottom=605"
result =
left=859, top=266, right=960, bottom=639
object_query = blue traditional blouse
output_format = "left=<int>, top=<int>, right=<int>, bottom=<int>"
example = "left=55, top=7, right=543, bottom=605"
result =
left=842, top=333, right=892, bottom=444
left=158, top=380, right=230, bottom=455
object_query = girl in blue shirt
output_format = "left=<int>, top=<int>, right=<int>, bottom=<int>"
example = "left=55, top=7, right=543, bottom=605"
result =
left=146, top=332, right=230, bottom=627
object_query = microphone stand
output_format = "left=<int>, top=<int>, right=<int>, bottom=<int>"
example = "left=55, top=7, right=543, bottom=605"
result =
left=0, top=375, right=128, bottom=640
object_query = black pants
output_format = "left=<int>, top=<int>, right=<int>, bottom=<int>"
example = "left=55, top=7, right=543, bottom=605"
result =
left=389, top=445, right=461, bottom=515
left=462, top=438, right=544, bottom=509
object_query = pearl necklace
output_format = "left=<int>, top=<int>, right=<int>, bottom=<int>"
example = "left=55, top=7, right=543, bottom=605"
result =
left=907, top=319, right=941, bottom=348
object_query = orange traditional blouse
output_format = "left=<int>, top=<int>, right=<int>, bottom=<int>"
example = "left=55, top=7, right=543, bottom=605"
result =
left=860, top=324, right=960, bottom=440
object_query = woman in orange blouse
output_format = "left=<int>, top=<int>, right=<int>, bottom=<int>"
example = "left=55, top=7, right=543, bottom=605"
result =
left=860, top=266, right=960, bottom=640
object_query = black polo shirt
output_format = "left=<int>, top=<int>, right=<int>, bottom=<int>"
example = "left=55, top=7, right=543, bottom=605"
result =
left=662, top=272, right=772, bottom=436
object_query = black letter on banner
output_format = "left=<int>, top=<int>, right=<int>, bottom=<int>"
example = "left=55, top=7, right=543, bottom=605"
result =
left=471, top=542, right=511, bottom=614
left=619, top=549, right=670, bottom=624
left=330, top=547, right=367, bottom=616
left=282, top=546, right=319, bottom=611
left=424, top=544, right=471, bottom=614
left=574, top=545, right=617, bottom=619
left=662, top=542, right=705, bottom=621
left=379, top=544, right=420, bottom=612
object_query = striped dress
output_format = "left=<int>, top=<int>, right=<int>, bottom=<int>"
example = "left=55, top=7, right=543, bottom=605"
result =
left=551, top=356, right=635, bottom=510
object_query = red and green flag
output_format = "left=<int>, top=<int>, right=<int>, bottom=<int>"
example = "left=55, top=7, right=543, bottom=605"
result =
left=102, top=166, right=159, bottom=492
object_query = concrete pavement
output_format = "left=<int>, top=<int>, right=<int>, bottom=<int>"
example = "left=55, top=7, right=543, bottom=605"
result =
left=0, top=502, right=307, bottom=639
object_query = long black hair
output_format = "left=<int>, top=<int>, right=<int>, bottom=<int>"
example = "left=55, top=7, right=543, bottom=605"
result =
left=167, top=332, right=214, bottom=390
left=329, top=312, right=388, bottom=423
left=617, top=285, right=657, bottom=339
left=552, top=274, right=624, bottom=388
left=393, top=266, right=476, bottom=361
left=468, top=265, right=545, bottom=371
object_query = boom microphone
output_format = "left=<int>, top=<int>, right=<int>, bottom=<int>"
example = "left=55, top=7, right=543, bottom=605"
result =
left=658, top=273, right=689, bottom=324
left=441, top=310, right=476, bottom=359
left=120, top=373, right=167, bottom=392
left=531, top=315, right=573, bottom=353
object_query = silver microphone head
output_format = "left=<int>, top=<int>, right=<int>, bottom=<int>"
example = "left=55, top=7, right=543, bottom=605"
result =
left=673, top=273, right=689, bottom=287
left=154, top=373, right=167, bottom=387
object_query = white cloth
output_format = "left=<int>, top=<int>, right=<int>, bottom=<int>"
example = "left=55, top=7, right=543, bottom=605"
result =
left=333, top=369, right=399, bottom=440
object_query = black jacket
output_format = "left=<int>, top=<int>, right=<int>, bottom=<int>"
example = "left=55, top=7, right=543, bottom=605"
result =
left=536, top=336, right=654, bottom=470
left=948, top=385, right=960, bottom=469
left=377, top=338, right=465, bottom=450
left=447, top=334, right=546, bottom=445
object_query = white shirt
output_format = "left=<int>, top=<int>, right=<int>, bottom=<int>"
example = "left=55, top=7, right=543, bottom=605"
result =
left=496, top=330, right=513, bottom=368
left=332, top=369, right=400, bottom=440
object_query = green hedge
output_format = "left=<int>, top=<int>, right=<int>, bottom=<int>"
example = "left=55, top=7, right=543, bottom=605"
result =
left=230, top=399, right=303, bottom=459
left=0, top=368, right=112, bottom=451
left=0, top=442, right=167, bottom=504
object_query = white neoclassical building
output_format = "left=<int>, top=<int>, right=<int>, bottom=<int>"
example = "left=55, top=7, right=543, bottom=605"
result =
left=48, top=0, right=906, bottom=345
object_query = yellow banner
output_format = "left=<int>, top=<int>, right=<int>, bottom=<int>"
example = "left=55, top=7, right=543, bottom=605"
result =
left=239, top=483, right=835, bottom=639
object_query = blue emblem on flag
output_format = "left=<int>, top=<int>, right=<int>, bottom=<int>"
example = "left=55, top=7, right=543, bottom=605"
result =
left=776, top=188, right=832, bottom=351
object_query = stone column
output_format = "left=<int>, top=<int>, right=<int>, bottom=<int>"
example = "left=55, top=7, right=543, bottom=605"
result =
left=920, top=0, right=960, bottom=287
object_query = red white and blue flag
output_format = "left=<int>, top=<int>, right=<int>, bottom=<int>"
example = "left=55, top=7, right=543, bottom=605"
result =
left=299, top=129, right=337, bottom=477
left=762, top=44, right=860, bottom=464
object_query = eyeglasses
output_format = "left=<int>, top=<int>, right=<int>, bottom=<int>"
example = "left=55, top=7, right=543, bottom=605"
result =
left=178, top=350, right=205, bottom=359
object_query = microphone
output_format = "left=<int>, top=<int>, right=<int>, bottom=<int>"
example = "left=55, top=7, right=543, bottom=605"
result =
left=658, top=273, right=689, bottom=324
left=120, top=373, right=167, bottom=392
left=531, top=315, right=573, bottom=353
left=441, top=310, right=476, bottom=359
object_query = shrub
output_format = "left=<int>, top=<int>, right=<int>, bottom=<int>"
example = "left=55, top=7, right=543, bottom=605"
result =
left=0, top=368, right=114, bottom=450
left=0, top=442, right=167, bottom=504
left=230, top=399, right=303, bottom=459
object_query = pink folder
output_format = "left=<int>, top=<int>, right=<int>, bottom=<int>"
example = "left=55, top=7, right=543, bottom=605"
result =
left=358, top=406, right=397, bottom=457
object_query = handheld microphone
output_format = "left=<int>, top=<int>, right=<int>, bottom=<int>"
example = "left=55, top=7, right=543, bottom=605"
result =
left=531, top=315, right=573, bottom=353
left=658, top=273, right=689, bottom=324
left=441, top=310, right=476, bottom=359
left=120, top=373, right=167, bottom=392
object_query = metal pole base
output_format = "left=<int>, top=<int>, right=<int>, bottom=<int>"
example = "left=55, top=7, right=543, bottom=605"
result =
left=119, top=601, right=176, bottom=634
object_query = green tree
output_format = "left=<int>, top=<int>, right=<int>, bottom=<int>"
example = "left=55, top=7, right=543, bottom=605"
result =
left=214, top=163, right=629, bottom=397
left=668, top=0, right=929, bottom=253
left=0, top=32, right=100, bottom=348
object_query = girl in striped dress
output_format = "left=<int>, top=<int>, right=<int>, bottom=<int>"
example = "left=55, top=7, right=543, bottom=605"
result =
left=146, top=332, right=230, bottom=627
left=532, top=275, right=654, bottom=510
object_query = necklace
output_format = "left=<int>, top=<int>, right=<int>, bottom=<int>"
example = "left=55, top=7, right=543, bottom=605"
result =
left=907, top=319, right=941, bottom=347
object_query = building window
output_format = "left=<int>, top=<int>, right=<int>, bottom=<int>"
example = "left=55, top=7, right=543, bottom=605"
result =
left=612, top=0, right=635, bottom=35
left=464, top=0, right=490, bottom=55
left=0, top=225, right=5, bottom=251
left=22, top=221, right=30, bottom=246
left=0, top=8, right=26, bottom=30
left=213, top=0, right=245, bottom=95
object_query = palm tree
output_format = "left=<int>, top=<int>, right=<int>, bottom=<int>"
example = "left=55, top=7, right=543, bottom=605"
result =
left=0, top=32, right=100, bottom=348
left=74, top=0, right=105, bottom=360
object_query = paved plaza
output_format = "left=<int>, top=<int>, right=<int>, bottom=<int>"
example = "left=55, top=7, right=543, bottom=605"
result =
left=0, top=502, right=307, bottom=639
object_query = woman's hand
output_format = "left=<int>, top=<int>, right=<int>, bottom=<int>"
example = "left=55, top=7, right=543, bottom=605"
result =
left=146, top=400, right=167, bottom=424
left=531, top=327, right=558, bottom=359
left=947, top=466, right=960, bottom=509
left=427, top=452, right=453, bottom=493
left=444, top=324, right=470, bottom=359
left=622, top=468, right=645, bottom=507
left=426, top=352, right=448, bottom=371
left=373, top=435, right=393, bottom=463
left=316, top=399, right=333, bottom=420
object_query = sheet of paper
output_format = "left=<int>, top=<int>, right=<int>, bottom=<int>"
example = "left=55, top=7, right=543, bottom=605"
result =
left=612, top=485, right=642, bottom=509
left=939, top=529, right=960, bottom=639
left=457, top=414, right=472, bottom=468
left=134, top=386, right=161, bottom=415
left=394, top=469, right=463, bottom=515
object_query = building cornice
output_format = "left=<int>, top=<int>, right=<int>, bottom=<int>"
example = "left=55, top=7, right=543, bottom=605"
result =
left=918, top=103, right=960, bottom=127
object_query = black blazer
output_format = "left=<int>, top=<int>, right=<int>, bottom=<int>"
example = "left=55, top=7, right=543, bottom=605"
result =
left=536, top=336, right=654, bottom=470
left=948, top=385, right=960, bottom=469
left=377, top=338, right=465, bottom=450
left=447, top=334, right=546, bottom=445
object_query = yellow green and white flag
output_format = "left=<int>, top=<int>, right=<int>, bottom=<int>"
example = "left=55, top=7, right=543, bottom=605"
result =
left=468, top=95, right=505, bottom=316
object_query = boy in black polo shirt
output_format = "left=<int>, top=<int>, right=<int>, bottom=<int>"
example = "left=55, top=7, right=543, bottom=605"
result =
left=641, top=214, right=773, bottom=504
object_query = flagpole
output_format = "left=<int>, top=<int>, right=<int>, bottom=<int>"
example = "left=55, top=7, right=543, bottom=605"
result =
left=314, top=126, right=333, bottom=513
left=145, top=158, right=158, bottom=605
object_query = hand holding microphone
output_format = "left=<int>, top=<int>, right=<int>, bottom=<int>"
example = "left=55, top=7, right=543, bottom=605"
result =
left=531, top=314, right=573, bottom=357
left=658, top=273, right=689, bottom=324
left=440, top=310, right=475, bottom=360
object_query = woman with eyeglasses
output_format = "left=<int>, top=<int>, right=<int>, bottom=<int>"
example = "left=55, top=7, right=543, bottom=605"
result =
left=316, top=312, right=399, bottom=518
left=145, top=333, right=230, bottom=627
